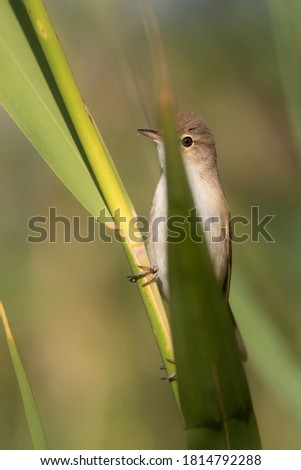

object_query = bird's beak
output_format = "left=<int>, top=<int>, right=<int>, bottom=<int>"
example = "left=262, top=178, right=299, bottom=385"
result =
left=137, top=128, right=162, bottom=142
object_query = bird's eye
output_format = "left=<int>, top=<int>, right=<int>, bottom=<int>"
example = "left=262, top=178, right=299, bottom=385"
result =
left=182, top=136, right=193, bottom=148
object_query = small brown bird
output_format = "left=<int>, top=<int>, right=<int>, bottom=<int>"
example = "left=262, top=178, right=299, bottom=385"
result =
left=138, top=111, right=247, bottom=360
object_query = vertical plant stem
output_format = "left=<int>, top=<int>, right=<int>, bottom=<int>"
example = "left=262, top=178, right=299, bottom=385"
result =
left=21, top=0, right=179, bottom=407
left=0, top=301, right=48, bottom=449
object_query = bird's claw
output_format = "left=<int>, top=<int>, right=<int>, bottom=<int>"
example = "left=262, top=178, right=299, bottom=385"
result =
left=127, top=265, right=159, bottom=287
left=161, top=373, right=177, bottom=382
left=160, top=358, right=177, bottom=382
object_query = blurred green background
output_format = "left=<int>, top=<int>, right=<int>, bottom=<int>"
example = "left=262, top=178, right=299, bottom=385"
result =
left=0, top=0, right=301, bottom=449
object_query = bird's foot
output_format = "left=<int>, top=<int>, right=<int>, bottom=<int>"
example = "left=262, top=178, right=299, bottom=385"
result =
left=162, top=373, right=177, bottom=382
left=160, top=359, right=177, bottom=382
left=127, top=265, right=158, bottom=287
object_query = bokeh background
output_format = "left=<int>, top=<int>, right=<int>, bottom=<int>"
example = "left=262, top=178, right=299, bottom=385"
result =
left=1, top=0, right=301, bottom=449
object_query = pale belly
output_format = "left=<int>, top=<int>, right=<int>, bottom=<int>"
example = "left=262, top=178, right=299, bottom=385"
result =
left=147, top=170, right=229, bottom=300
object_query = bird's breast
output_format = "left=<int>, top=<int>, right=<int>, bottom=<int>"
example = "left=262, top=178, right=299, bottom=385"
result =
left=147, top=163, right=230, bottom=298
